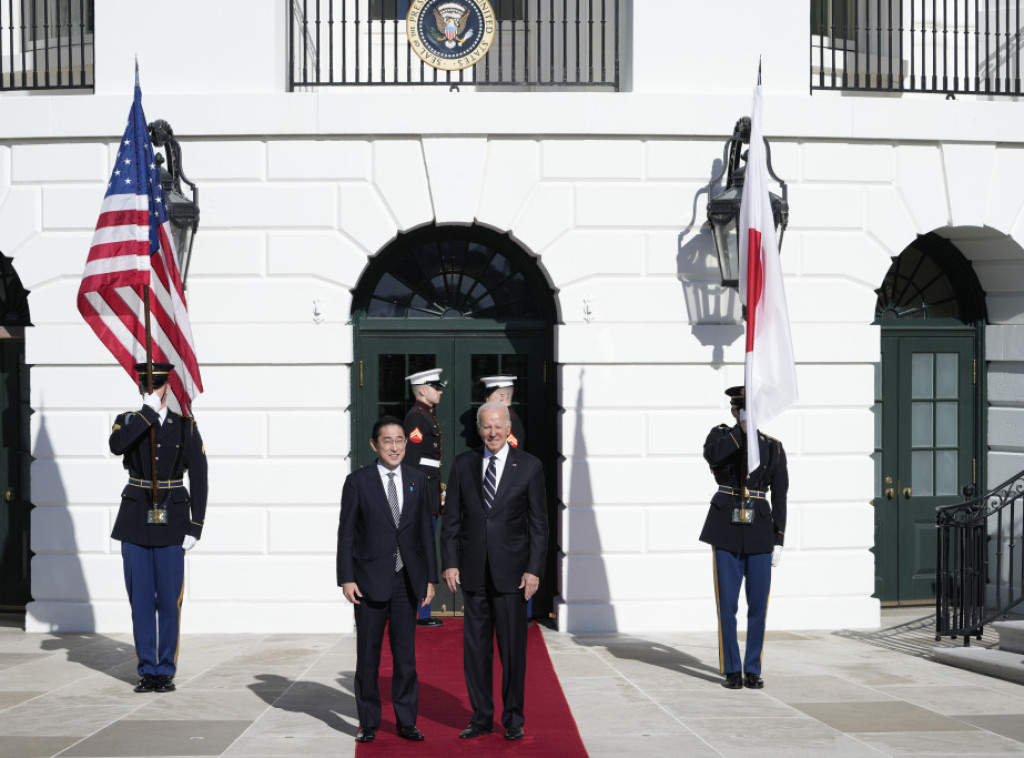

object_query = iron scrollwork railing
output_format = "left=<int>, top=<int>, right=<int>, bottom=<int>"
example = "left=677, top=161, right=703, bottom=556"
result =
left=811, top=0, right=1024, bottom=97
left=936, top=470, right=1024, bottom=645
left=0, top=0, right=93, bottom=91
left=290, top=0, right=623, bottom=89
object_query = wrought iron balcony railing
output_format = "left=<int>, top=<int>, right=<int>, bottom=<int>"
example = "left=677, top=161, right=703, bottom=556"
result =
left=0, top=0, right=93, bottom=91
left=811, top=0, right=1024, bottom=97
left=936, top=471, right=1024, bottom=645
left=289, top=0, right=623, bottom=89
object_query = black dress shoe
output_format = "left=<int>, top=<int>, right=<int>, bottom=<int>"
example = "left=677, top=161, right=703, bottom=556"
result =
left=744, top=673, right=764, bottom=689
left=154, top=675, right=175, bottom=693
left=355, top=726, right=377, bottom=742
left=398, top=725, right=425, bottom=741
left=458, top=723, right=492, bottom=739
left=722, top=672, right=743, bottom=689
left=504, top=726, right=525, bottom=740
left=417, top=617, right=444, bottom=627
left=133, top=674, right=156, bottom=693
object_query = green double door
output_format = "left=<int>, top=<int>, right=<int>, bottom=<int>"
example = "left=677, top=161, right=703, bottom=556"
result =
left=353, top=331, right=553, bottom=617
left=875, top=331, right=979, bottom=604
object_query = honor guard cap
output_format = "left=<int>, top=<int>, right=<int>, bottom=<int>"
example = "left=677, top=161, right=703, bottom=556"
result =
left=406, top=368, right=446, bottom=389
left=725, top=385, right=746, bottom=409
left=133, top=362, right=174, bottom=390
left=480, top=375, right=516, bottom=389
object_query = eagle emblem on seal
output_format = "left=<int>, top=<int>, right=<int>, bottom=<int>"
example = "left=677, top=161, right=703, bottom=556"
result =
left=432, top=3, right=473, bottom=48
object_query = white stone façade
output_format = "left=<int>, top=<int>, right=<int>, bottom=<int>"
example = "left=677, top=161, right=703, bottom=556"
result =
left=9, top=122, right=1024, bottom=635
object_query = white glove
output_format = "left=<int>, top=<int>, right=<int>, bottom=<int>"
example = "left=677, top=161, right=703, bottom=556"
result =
left=143, top=392, right=161, bottom=413
left=771, top=545, right=783, bottom=567
left=182, top=535, right=198, bottom=551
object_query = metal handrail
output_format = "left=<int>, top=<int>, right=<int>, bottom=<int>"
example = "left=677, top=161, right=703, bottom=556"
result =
left=936, top=470, right=1024, bottom=645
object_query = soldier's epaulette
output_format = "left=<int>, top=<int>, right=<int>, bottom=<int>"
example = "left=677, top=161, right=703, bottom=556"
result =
left=759, top=431, right=779, bottom=443
left=716, top=423, right=730, bottom=430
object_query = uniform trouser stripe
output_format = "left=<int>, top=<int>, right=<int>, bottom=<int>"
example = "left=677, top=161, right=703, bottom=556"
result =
left=712, top=548, right=725, bottom=673
left=713, top=548, right=772, bottom=676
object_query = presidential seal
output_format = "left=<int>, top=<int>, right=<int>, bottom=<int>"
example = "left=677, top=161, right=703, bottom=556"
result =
left=407, top=0, right=496, bottom=72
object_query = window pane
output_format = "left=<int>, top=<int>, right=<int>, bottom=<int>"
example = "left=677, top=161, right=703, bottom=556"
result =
left=912, top=450, right=934, bottom=497
left=912, top=402, right=933, bottom=447
left=935, top=449, right=958, bottom=496
left=911, top=353, right=933, bottom=399
left=935, top=402, right=958, bottom=447
left=935, top=353, right=958, bottom=398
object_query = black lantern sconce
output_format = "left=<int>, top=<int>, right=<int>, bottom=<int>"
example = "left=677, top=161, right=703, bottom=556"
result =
left=148, top=119, right=199, bottom=287
left=706, top=116, right=788, bottom=289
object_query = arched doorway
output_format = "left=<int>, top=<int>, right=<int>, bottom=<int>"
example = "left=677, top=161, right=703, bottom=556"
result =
left=873, top=232, right=986, bottom=605
left=0, top=254, right=31, bottom=609
left=351, top=223, right=558, bottom=618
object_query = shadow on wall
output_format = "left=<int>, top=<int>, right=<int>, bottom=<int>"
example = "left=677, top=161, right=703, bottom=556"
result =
left=26, top=408, right=95, bottom=633
left=677, top=156, right=743, bottom=365
left=565, top=368, right=614, bottom=632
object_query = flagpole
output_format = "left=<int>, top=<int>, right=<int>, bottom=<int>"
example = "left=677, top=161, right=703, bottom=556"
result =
left=143, top=285, right=160, bottom=510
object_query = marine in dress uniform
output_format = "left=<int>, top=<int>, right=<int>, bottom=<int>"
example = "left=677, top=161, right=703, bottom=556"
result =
left=403, top=368, right=446, bottom=627
left=109, top=363, right=208, bottom=694
left=479, top=375, right=525, bottom=450
left=700, top=385, right=787, bottom=690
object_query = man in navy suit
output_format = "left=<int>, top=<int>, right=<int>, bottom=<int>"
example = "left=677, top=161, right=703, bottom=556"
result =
left=441, top=402, right=548, bottom=741
left=337, top=416, right=437, bottom=743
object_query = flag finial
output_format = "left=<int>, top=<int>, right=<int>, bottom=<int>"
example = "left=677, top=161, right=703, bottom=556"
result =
left=134, top=56, right=139, bottom=87
left=757, top=57, right=762, bottom=86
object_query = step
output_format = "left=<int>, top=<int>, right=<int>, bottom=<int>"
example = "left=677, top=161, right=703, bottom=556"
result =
left=993, top=620, right=1024, bottom=654
left=932, top=646, right=1024, bottom=684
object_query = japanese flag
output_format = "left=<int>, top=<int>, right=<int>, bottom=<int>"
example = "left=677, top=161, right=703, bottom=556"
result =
left=739, top=84, right=798, bottom=472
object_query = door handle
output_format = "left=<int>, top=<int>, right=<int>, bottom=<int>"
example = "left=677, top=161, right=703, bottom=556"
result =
left=885, top=488, right=895, bottom=500
left=4, top=489, right=12, bottom=502
left=903, top=487, right=912, bottom=499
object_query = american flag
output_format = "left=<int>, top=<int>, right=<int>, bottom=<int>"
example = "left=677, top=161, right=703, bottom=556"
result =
left=77, top=71, right=202, bottom=416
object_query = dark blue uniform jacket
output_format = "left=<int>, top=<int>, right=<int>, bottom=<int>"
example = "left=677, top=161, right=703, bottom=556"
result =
left=109, top=404, right=208, bottom=547
left=700, top=423, right=787, bottom=555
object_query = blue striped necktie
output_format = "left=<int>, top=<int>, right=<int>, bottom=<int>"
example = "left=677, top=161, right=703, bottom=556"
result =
left=483, top=456, right=497, bottom=509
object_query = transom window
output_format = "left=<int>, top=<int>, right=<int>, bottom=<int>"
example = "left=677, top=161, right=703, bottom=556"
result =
left=358, top=226, right=552, bottom=322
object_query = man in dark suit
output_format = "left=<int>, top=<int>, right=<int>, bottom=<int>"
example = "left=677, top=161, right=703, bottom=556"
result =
left=337, top=415, right=437, bottom=743
left=441, top=402, right=548, bottom=741
left=109, top=362, right=207, bottom=694
left=701, top=385, right=788, bottom=690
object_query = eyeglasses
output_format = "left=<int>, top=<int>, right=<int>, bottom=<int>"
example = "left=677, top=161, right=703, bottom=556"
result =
left=377, top=437, right=407, bottom=448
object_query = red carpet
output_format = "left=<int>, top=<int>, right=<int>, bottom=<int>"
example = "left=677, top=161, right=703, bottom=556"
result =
left=357, top=618, right=588, bottom=756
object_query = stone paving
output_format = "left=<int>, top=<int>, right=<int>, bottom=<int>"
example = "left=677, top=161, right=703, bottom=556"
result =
left=0, top=610, right=1022, bottom=757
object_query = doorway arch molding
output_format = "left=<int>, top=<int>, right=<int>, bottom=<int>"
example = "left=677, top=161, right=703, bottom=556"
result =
left=349, top=221, right=561, bottom=618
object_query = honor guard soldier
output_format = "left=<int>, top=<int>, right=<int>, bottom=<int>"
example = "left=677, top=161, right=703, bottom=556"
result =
left=480, top=375, right=525, bottom=450
left=403, top=368, right=446, bottom=627
left=700, top=385, right=787, bottom=690
left=109, top=362, right=208, bottom=694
